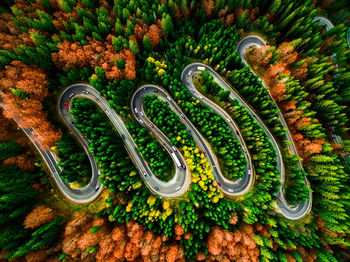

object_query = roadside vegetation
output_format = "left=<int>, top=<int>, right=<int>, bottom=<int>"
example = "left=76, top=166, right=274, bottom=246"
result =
left=56, top=134, right=91, bottom=186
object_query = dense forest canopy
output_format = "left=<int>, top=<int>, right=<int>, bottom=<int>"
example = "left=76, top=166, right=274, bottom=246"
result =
left=0, top=0, right=349, bottom=261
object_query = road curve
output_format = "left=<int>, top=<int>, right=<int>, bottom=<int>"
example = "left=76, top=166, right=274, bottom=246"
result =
left=133, top=84, right=254, bottom=196
left=0, top=89, right=103, bottom=204
left=236, top=36, right=312, bottom=220
left=61, top=84, right=191, bottom=198
left=180, top=66, right=255, bottom=196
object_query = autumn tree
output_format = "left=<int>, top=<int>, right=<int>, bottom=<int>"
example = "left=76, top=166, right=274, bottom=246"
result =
left=0, top=61, right=61, bottom=149
left=23, top=205, right=55, bottom=230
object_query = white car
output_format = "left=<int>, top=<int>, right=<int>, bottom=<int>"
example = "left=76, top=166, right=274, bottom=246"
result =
left=106, top=110, right=110, bottom=115
left=176, top=186, right=181, bottom=191
left=83, top=90, right=89, bottom=94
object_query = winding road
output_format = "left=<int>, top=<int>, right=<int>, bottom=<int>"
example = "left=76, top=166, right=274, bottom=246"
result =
left=2, top=58, right=317, bottom=219
left=60, top=84, right=192, bottom=198
left=133, top=84, right=254, bottom=197
left=236, top=37, right=312, bottom=220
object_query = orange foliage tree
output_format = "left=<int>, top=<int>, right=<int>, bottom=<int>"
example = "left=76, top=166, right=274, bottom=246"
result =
left=52, top=36, right=137, bottom=81
left=205, top=224, right=260, bottom=261
left=248, top=42, right=326, bottom=159
left=0, top=61, right=62, bottom=149
left=23, top=205, right=55, bottom=229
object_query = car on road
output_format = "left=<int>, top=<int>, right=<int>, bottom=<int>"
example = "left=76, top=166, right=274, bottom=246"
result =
left=134, top=108, right=138, bottom=113
left=182, top=165, right=186, bottom=170
left=83, top=90, right=89, bottom=94
left=121, top=134, right=126, bottom=139
left=71, top=121, right=75, bottom=125
left=243, top=148, right=247, bottom=153
left=163, top=143, right=167, bottom=147
left=143, top=172, right=147, bottom=177
left=186, top=80, right=190, bottom=85
left=167, top=96, right=171, bottom=101
left=181, top=113, right=184, bottom=117
left=176, top=186, right=181, bottom=191
left=106, top=110, right=110, bottom=115
left=190, top=88, right=195, bottom=93
left=228, top=188, right=233, bottom=193
left=95, top=185, right=100, bottom=191
left=80, top=134, right=84, bottom=138
left=69, top=93, right=74, bottom=98
left=197, top=66, right=206, bottom=71
left=189, top=130, right=193, bottom=134
left=153, top=88, right=158, bottom=93
left=149, top=123, right=154, bottom=128
left=172, top=146, right=177, bottom=151
left=140, top=112, right=144, bottom=117
left=64, top=102, right=68, bottom=109
left=218, top=182, right=222, bottom=187
left=198, top=95, right=203, bottom=100
left=187, top=70, right=192, bottom=76
left=139, top=119, right=144, bottom=124
left=98, top=170, right=101, bottom=175
left=278, top=196, right=282, bottom=202
left=155, top=186, right=159, bottom=191
left=226, top=118, right=231, bottom=123
left=181, top=120, right=185, bottom=124
left=236, top=130, right=240, bottom=136
left=95, top=97, right=99, bottom=101
left=248, top=169, right=251, bottom=175
left=203, top=151, right=207, bottom=156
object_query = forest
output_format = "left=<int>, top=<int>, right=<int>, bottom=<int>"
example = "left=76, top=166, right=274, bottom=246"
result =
left=0, top=0, right=349, bottom=261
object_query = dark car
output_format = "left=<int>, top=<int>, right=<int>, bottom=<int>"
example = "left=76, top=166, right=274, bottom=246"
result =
left=155, top=186, right=159, bottom=191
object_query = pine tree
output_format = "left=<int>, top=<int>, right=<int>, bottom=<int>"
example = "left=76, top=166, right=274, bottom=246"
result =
left=161, top=14, right=174, bottom=37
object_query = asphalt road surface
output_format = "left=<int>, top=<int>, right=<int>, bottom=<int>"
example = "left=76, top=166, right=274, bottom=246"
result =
left=60, top=84, right=191, bottom=198
left=133, top=84, right=255, bottom=196
left=236, top=37, right=312, bottom=220
left=180, top=66, right=255, bottom=196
